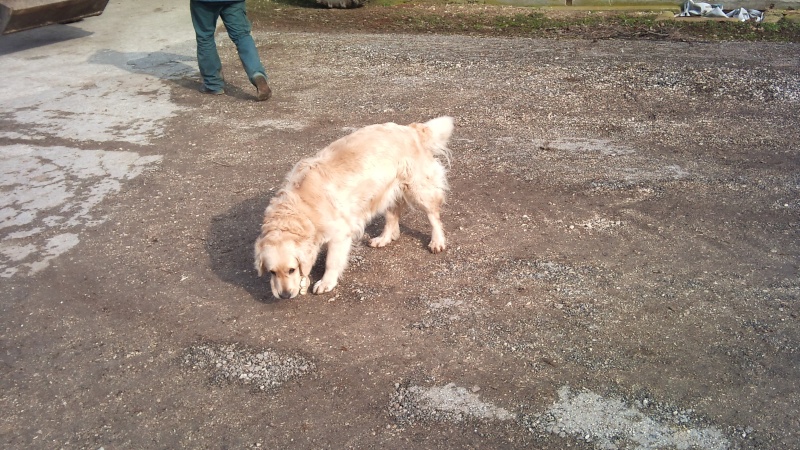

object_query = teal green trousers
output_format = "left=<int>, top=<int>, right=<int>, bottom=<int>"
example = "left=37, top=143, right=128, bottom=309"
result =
left=190, top=0, right=267, bottom=92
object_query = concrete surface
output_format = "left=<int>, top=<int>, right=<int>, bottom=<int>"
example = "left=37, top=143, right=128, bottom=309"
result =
left=0, top=0, right=190, bottom=276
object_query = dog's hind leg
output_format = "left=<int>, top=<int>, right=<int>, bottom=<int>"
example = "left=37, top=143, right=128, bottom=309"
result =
left=369, top=200, right=405, bottom=248
left=313, top=238, right=352, bottom=294
left=406, top=186, right=446, bottom=254
left=424, top=207, right=446, bottom=254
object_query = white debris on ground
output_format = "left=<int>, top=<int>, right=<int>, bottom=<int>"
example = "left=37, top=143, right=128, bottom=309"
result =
left=391, top=382, right=735, bottom=448
left=678, top=0, right=764, bottom=22
left=575, top=216, right=625, bottom=233
left=389, top=382, right=514, bottom=423
left=530, top=387, right=731, bottom=450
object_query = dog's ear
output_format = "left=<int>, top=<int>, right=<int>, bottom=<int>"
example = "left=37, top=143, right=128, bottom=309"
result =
left=255, top=258, right=266, bottom=277
left=298, top=257, right=311, bottom=278
left=297, top=240, right=319, bottom=278
left=298, top=252, right=313, bottom=278
left=254, top=238, right=267, bottom=277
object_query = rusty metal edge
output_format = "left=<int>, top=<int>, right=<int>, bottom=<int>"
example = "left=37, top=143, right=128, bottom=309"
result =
left=1, top=0, right=110, bottom=35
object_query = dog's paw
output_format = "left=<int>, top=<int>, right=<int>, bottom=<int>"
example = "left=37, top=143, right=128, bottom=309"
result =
left=299, top=276, right=310, bottom=295
left=428, top=239, right=446, bottom=254
left=369, top=235, right=392, bottom=248
left=313, top=279, right=337, bottom=294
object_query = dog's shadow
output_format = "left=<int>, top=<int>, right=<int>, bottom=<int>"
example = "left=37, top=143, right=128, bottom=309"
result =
left=207, top=193, right=432, bottom=302
left=207, top=193, right=333, bottom=303
left=206, top=194, right=275, bottom=303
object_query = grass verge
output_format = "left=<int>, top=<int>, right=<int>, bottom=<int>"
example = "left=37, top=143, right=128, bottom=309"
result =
left=248, top=0, right=800, bottom=42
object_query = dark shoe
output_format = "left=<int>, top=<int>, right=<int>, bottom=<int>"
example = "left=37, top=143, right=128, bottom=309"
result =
left=254, top=74, right=271, bottom=101
left=200, top=86, right=224, bottom=95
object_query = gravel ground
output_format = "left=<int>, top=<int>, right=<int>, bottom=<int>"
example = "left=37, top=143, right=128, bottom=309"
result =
left=181, top=342, right=315, bottom=391
left=2, top=23, right=798, bottom=449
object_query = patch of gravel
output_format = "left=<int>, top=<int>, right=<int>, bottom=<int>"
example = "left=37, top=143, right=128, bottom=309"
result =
left=496, top=258, right=607, bottom=301
left=522, top=387, right=731, bottom=450
left=490, top=135, right=695, bottom=189
left=389, top=382, right=515, bottom=425
left=410, top=297, right=468, bottom=330
left=337, top=36, right=800, bottom=97
left=390, top=382, right=736, bottom=449
left=181, top=342, right=315, bottom=391
left=574, top=215, right=626, bottom=233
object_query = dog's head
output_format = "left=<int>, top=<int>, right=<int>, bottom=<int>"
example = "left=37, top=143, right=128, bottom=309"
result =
left=255, top=234, right=302, bottom=299
left=254, top=231, right=316, bottom=299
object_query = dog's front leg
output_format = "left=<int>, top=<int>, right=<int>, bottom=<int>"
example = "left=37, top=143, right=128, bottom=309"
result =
left=313, top=238, right=352, bottom=294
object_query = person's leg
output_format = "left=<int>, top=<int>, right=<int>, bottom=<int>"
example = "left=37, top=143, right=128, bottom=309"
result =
left=190, top=1, right=224, bottom=93
left=218, top=1, right=267, bottom=85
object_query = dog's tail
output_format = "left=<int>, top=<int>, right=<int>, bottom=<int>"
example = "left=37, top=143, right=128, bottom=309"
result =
left=416, top=116, right=454, bottom=166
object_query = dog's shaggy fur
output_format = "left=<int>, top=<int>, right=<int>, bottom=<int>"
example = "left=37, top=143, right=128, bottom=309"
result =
left=254, top=116, right=454, bottom=299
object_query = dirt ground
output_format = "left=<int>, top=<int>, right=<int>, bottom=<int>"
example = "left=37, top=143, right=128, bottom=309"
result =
left=2, top=5, right=799, bottom=450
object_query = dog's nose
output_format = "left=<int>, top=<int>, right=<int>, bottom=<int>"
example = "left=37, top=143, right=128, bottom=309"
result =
left=279, top=291, right=293, bottom=299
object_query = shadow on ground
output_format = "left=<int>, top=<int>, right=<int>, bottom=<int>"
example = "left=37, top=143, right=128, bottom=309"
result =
left=88, top=49, right=195, bottom=78
left=88, top=48, right=263, bottom=100
left=206, top=192, right=335, bottom=302
left=206, top=194, right=273, bottom=302
left=0, top=25, right=93, bottom=56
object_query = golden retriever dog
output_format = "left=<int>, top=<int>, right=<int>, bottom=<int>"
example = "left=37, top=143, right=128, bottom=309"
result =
left=254, top=116, right=454, bottom=299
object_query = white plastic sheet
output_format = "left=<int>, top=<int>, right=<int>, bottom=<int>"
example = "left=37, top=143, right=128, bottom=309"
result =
left=677, top=0, right=764, bottom=22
